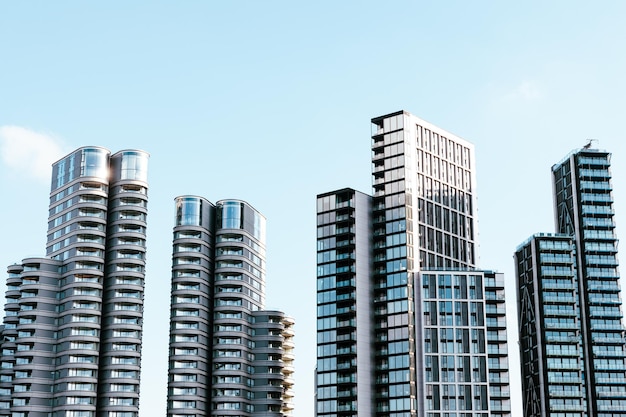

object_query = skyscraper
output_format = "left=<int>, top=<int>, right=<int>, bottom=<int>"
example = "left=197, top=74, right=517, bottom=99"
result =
left=515, top=147, right=626, bottom=417
left=316, top=189, right=374, bottom=416
left=316, top=111, right=511, bottom=417
left=166, top=196, right=295, bottom=417
left=0, top=146, right=149, bottom=417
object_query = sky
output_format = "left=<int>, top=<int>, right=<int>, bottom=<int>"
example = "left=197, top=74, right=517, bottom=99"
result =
left=1, top=1, right=626, bottom=416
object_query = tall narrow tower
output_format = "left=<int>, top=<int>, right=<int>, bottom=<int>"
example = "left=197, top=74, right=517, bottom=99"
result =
left=0, top=146, right=149, bottom=417
left=166, top=196, right=295, bottom=417
left=315, top=189, right=374, bottom=416
left=515, top=147, right=626, bottom=417
left=316, top=111, right=511, bottom=417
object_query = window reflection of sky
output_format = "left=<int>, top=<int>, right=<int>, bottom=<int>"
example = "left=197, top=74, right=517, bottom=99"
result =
left=82, top=148, right=109, bottom=179
left=217, top=200, right=266, bottom=242
left=176, top=197, right=202, bottom=226
left=120, top=151, right=149, bottom=182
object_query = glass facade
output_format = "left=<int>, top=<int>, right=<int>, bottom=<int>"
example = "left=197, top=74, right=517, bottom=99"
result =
left=316, top=111, right=510, bottom=417
left=516, top=234, right=586, bottom=416
left=0, top=146, right=149, bottom=417
left=515, top=148, right=626, bottom=417
left=316, top=189, right=373, bottom=417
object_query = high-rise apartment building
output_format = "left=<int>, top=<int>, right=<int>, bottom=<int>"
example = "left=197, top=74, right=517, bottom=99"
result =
left=166, top=196, right=295, bottom=417
left=515, top=147, right=626, bottom=417
left=316, top=189, right=374, bottom=416
left=316, top=111, right=511, bottom=417
left=0, top=146, right=149, bottom=417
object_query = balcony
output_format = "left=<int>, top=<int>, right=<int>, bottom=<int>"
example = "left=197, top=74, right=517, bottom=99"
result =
left=337, top=319, right=356, bottom=328
left=486, top=318, right=507, bottom=328
left=596, top=377, right=626, bottom=384
left=543, top=296, right=576, bottom=304
left=549, top=389, right=583, bottom=398
left=589, top=310, right=623, bottom=319
left=592, top=336, right=626, bottom=344
left=545, top=322, right=579, bottom=330
left=547, top=376, right=582, bottom=384
left=488, top=347, right=509, bottom=356
left=549, top=404, right=585, bottom=412
left=337, top=347, right=357, bottom=355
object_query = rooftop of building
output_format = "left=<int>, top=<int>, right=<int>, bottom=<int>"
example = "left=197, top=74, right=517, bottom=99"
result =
left=515, top=232, right=573, bottom=251
left=552, top=143, right=611, bottom=171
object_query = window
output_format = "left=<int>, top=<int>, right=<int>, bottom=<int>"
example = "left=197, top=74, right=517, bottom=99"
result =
left=175, top=309, right=199, bottom=317
left=172, top=387, right=197, bottom=395
left=173, top=361, right=197, bottom=369
left=216, top=402, right=241, bottom=410
left=174, top=335, right=198, bottom=343
left=72, top=328, right=98, bottom=336
left=115, top=290, right=141, bottom=298
left=65, top=412, right=95, bottom=417
left=69, top=355, right=96, bottom=363
left=67, top=383, right=95, bottom=391
left=172, top=401, right=196, bottom=408
left=215, top=362, right=241, bottom=371
left=174, top=296, right=199, bottom=303
left=111, top=370, right=138, bottom=378
left=69, top=369, right=95, bottom=377
left=113, top=330, right=139, bottom=338
left=218, top=337, right=241, bottom=345
left=176, top=283, right=200, bottom=290
left=112, top=343, right=137, bottom=351
left=70, top=342, right=97, bottom=350
left=216, top=350, right=241, bottom=358
left=114, top=317, right=138, bottom=324
left=173, top=348, right=198, bottom=355
left=114, top=303, right=140, bottom=311
left=215, top=376, right=241, bottom=384
left=174, top=322, right=199, bottom=330
left=108, top=398, right=136, bottom=406
left=110, top=384, right=137, bottom=392
left=173, top=374, right=197, bottom=382
left=72, top=314, right=98, bottom=323
left=215, top=389, right=241, bottom=397
left=67, top=396, right=94, bottom=405
left=112, top=357, right=138, bottom=365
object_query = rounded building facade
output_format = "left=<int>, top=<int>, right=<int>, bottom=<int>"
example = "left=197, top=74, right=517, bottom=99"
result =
left=168, top=196, right=215, bottom=415
left=166, top=197, right=294, bottom=417
left=0, top=146, right=149, bottom=417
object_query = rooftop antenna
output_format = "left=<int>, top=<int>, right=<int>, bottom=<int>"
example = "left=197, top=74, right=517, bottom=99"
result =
left=584, top=139, right=598, bottom=149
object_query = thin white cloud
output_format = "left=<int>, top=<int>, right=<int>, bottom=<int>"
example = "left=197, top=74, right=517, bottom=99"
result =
left=0, top=126, right=68, bottom=183
left=507, top=80, right=542, bottom=101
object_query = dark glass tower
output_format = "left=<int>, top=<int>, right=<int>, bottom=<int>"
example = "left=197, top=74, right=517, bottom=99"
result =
left=515, top=147, right=626, bottom=417
left=316, top=111, right=511, bottom=417
left=166, top=196, right=295, bottom=417
left=0, top=146, right=149, bottom=417
left=316, top=189, right=374, bottom=416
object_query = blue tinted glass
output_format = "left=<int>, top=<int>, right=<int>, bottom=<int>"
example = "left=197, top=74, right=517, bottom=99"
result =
left=82, top=148, right=108, bottom=178
left=176, top=197, right=202, bottom=226
left=221, top=202, right=242, bottom=229
left=120, top=151, right=149, bottom=181
left=253, top=210, right=265, bottom=241
left=56, top=160, right=66, bottom=188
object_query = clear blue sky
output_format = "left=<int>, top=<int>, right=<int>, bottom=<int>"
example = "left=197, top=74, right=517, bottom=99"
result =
left=2, top=2, right=626, bottom=416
